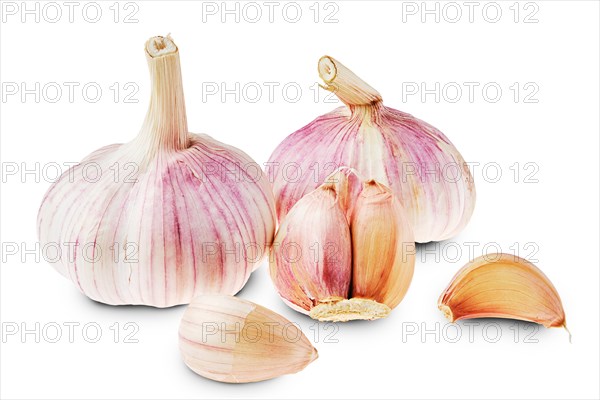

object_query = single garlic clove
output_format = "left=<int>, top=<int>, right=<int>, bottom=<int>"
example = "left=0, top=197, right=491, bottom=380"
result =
left=179, top=295, right=318, bottom=383
left=309, top=181, right=415, bottom=322
left=350, top=181, right=415, bottom=309
left=438, top=253, right=567, bottom=330
left=269, top=178, right=352, bottom=314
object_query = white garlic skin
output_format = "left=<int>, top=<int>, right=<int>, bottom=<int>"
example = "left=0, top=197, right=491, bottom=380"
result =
left=37, top=36, right=276, bottom=307
left=37, top=134, right=275, bottom=307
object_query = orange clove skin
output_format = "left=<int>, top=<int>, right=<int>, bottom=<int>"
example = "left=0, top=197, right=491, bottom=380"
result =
left=438, top=253, right=567, bottom=331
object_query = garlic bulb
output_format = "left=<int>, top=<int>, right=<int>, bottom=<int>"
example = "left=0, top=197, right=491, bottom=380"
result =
left=270, top=170, right=415, bottom=321
left=179, top=295, right=318, bottom=383
left=37, top=36, right=276, bottom=307
left=268, top=56, right=475, bottom=242
left=439, top=254, right=568, bottom=332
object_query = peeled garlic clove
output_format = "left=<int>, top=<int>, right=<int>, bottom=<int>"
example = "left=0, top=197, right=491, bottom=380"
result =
left=438, top=253, right=567, bottom=329
left=179, top=295, right=318, bottom=383
left=270, top=175, right=352, bottom=314
left=268, top=56, right=475, bottom=242
left=271, top=172, right=415, bottom=321
left=37, top=36, right=275, bottom=307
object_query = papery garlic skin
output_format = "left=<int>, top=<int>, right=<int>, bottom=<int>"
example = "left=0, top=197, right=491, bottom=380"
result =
left=438, top=254, right=567, bottom=329
left=270, top=172, right=415, bottom=321
left=270, top=181, right=352, bottom=313
left=37, top=36, right=275, bottom=307
left=268, top=56, right=475, bottom=243
left=349, top=181, right=415, bottom=309
left=179, top=295, right=318, bottom=383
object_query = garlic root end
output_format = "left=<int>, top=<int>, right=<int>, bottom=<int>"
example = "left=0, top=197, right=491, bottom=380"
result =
left=309, top=298, right=391, bottom=322
left=438, top=304, right=455, bottom=322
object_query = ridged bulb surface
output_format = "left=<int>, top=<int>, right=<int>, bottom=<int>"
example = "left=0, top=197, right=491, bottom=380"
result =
left=268, top=56, right=475, bottom=242
left=37, top=36, right=275, bottom=307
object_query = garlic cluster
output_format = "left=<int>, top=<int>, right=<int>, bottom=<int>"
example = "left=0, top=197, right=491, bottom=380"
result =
left=37, top=36, right=276, bottom=307
left=270, top=170, right=415, bottom=321
left=439, top=253, right=568, bottom=333
left=179, top=295, right=317, bottom=383
left=268, top=56, right=476, bottom=243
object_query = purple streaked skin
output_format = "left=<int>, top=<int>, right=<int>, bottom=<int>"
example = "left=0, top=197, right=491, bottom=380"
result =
left=269, top=184, right=352, bottom=313
left=37, top=36, right=277, bottom=307
left=268, top=104, right=475, bottom=243
left=37, top=134, right=276, bottom=307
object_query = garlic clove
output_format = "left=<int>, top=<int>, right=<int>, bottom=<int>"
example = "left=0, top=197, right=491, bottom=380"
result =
left=438, top=253, right=567, bottom=330
left=309, top=181, right=415, bottom=322
left=269, top=178, right=352, bottom=314
left=350, top=181, right=415, bottom=309
left=270, top=170, right=416, bottom=322
left=179, top=295, right=317, bottom=383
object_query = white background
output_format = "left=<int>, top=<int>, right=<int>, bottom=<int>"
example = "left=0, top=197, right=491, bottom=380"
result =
left=1, top=1, right=599, bottom=399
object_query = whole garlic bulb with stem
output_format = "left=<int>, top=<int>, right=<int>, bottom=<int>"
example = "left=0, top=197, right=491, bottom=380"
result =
left=268, top=56, right=475, bottom=243
left=270, top=169, right=415, bottom=321
left=37, top=35, right=276, bottom=307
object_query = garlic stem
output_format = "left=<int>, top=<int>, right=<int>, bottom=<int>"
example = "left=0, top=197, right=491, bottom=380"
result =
left=137, top=35, right=189, bottom=159
left=318, top=56, right=382, bottom=106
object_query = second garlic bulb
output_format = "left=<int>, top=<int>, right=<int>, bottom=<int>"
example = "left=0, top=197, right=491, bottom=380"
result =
left=268, top=56, right=476, bottom=243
